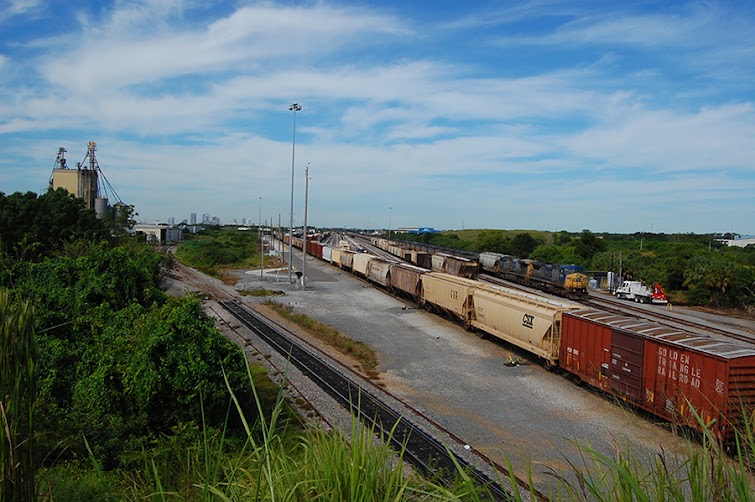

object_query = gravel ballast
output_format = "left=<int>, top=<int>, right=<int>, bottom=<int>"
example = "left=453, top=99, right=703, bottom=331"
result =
left=206, top=249, right=699, bottom=493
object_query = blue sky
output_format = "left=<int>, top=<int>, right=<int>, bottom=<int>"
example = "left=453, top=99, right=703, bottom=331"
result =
left=1, top=0, right=753, bottom=234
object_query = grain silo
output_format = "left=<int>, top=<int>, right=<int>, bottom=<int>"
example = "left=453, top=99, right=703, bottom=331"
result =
left=49, top=141, right=123, bottom=218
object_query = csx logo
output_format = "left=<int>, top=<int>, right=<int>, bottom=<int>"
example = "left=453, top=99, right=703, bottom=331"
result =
left=522, top=314, right=534, bottom=329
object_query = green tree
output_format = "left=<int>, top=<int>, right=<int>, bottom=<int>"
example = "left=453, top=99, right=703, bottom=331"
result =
left=530, top=244, right=581, bottom=264
left=474, top=230, right=511, bottom=254
left=575, top=229, right=607, bottom=262
left=511, top=233, right=539, bottom=258
left=683, top=254, right=755, bottom=308
left=0, top=189, right=111, bottom=260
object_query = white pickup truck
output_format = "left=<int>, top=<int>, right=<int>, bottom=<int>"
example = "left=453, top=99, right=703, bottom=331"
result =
left=614, top=281, right=668, bottom=304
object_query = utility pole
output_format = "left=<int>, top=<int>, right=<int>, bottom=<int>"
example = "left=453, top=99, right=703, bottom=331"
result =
left=259, top=197, right=263, bottom=280
left=302, top=162, right=310, bottom=289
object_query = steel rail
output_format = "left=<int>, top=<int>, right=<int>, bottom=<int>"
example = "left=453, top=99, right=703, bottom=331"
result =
left=219, top=300, right=521, bottom=501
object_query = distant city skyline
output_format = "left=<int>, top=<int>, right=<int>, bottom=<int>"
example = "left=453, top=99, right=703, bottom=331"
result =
left=2, top=1, right=754, bottom=234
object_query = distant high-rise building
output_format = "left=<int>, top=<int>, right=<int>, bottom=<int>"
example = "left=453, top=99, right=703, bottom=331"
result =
left=202, top=213, right=211, bottom=224
left=190, top=213, right=197, bottom=224
left=168, top=217, right=175, bottom=225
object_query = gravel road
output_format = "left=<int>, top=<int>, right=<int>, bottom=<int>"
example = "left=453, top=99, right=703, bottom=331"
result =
left=218, top=248, right=703, bottom=494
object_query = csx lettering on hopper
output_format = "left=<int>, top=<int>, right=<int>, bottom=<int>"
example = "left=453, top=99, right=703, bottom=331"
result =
left=284, top=234, right=755, bottom=445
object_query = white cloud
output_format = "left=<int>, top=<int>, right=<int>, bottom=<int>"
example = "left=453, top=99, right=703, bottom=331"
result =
left=1, top=1, right=753, bottom=233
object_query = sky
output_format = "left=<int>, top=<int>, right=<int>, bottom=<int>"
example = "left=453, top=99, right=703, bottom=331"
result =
left=1, top=0, right=754, bottom=234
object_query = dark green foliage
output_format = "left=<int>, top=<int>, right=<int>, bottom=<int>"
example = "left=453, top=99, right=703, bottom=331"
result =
left=35, top=297, right=257, bottom=468
left=0, top=191, right=282, bottom=475
left=175, top=227, right=259, bottom=274
left=130, top=298, right=256, bottom=435
left=511, top=232, right=540, bottom=258
left=0, top=189, right=112, bottom=260
left=574, top=230, right=607, bottom=262
left=474, top=230, right=511, bottom=254
left=392, top=229, right=754, bottom=309
left=530, top=244, right=581, bottom=264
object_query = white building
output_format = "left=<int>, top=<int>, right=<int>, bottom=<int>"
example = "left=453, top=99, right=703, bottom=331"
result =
left=133, top=223, right=183, bottom=244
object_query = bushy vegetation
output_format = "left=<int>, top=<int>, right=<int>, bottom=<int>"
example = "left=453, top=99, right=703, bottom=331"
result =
left=2, top=189, right=753, bottom=499
left=175, top=226, right=261, bottom=276
left=393, top=229, right=755, bottom=310
left=0, top=189, right=283, bottom=498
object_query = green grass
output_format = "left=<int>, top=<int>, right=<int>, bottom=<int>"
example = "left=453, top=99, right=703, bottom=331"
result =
left=33, top=356, right=755, bottom=500
left=239, top=288, right=286, bottom=297
left=264, top=300, right=380, bottom=379
left=175, top=228, right=262, bottom=277
left=1, top=290, right=37, bottom=502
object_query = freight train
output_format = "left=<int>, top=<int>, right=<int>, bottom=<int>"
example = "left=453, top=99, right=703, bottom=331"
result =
left=283, top=235, right=755, bottom=445
left=478, top=251, right=588, bottom=300
left=369, top=237, right=588, bottom=299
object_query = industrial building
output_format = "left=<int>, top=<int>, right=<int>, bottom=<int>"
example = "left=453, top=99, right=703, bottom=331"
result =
left=48, top=141, right=122, bottom=219
left=132, top=223, right=183, bottom=245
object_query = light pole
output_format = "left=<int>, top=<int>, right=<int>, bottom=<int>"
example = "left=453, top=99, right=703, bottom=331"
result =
left=288, top=102, right=302, bottom=283
left=259, top=197, right=263, bottom=280
left=302, top=162, right=310, bottom=289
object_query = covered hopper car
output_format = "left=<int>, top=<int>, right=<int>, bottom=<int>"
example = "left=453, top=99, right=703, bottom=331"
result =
left=294, top=234, right=754, bottom=445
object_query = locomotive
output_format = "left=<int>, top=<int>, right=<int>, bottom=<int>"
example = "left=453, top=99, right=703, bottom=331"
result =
left=286, top=234, right=755, bottom=445
left=478, top=252, right=589, bottom=300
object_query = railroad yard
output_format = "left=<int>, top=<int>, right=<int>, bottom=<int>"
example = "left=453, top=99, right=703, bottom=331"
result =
left=166, top=239, right=755, bottom=495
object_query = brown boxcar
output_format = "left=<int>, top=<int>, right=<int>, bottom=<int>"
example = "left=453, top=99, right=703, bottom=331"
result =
left=560, top=309, right=755, bottom=443
left=306, top=240, right=323, bottom=260
left=389, top=263, right=427, bottom=300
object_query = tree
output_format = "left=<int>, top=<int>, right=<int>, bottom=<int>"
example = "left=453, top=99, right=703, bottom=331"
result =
left=0, top=189, right=110, bottom=260
left=575, top=230, right=607, bottom=262
left=475, top=230, right=511, bottom=254
left=511, top=233, right=538, bottom=258
left=683, top=254, right=754, bottom=308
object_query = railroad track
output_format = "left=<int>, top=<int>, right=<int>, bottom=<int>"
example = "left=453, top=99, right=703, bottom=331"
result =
left=219, top=299, right=529, bottom=501
left=484, top=272, right=754, bottom=346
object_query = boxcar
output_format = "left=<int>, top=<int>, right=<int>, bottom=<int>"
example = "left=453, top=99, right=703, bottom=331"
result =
left=368, top=258, right=393, bottom=288
left=322, top=245, right=332, bottom=263
left=420, top=272, right=480, bottom=326
left=560, top=309, right=755, bottom=443
left=389, top=263, right=427, bottom=300
left=332, top=248, right=354, bottom=270
left=388, top=245, right=404, bottom=259
left=306, top=240, right=323, bottom=260
left=472, top=285, right=580, bottom=365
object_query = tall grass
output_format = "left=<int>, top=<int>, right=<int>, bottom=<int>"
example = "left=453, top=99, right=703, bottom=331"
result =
left=264, top=301, right=380, bottom=378
left=35, top=345, right=755, bottom=500
left=0, top=290, right=37, bottom=502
